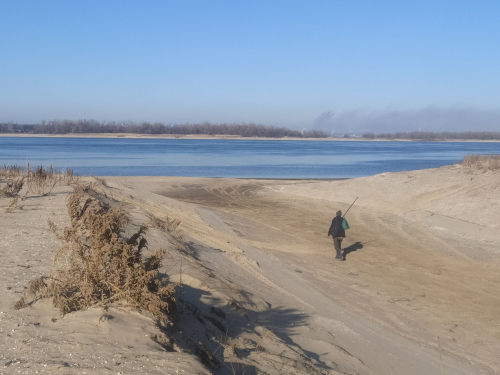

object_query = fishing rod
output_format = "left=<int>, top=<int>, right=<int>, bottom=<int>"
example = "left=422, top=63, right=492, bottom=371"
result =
left=342, top=197, right=358, bottom=218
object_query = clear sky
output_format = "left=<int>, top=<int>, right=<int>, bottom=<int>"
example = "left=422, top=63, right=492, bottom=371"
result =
left=1, top=1, right=499, bottom=132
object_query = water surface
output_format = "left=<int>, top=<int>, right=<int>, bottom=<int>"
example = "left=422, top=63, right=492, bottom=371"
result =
left=1, top=137, right=498, bottom=178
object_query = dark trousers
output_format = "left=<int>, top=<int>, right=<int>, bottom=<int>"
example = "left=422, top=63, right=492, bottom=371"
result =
left=333, top=237, right=344, bottom=259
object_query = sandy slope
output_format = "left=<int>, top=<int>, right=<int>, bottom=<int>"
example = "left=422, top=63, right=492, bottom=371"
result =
left=1, top=164, right=499, bottom=374
left=107, top=164, right=500, bottom=374
left=0, top=185, right=207, bottom=374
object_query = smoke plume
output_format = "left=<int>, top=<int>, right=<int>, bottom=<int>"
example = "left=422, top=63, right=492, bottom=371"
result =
left=312, top=107, right=500, bottom=134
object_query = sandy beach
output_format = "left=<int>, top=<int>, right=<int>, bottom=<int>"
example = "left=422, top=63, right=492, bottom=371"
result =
left=1, top=163, right=499, bottom=374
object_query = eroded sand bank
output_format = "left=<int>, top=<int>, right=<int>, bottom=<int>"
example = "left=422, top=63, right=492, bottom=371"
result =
left=1, top=164, right=499, bottom=374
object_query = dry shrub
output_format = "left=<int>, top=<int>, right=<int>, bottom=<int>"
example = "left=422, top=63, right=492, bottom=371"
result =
left=25, top=164, right=79, bottom=195
left=19, top=184, right=177, bottom=324
left=0, top=164, right=23, bottom=180
left=26, top=165, right=58, bottom=195
left=1, top=164, right=78, bottom=198
left=463, top=154, right=500, bottom=172
left=28, top=277, right=52, bottom=299
left=94, top=176, right=108, bottom=187
left=61, top=168, right=78, bottom=186
left=47, top=220, right=63, bottom=240
left=13, top=297, right=28, bottom=310
left=0, top=165, right=25, bottom=198
left=149, top=215, right=181, bottom=236
left=5, top=197, right=20, bottom=213
left=0, top=177, right=25, bottom=197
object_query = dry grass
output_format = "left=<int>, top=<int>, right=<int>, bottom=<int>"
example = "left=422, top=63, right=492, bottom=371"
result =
left=18, top=183, right=177, bottom=324
left=5, top=197, right=21, bottom=213
left=94, top=176, right=108, bottom=187
left=26, top=164, right=78, bottom=195
left=0, top=165, right=23, bottom=179
left=26, top=165, right=58, bottom=195
left=149, top=215, right=181, bottom=236
left=0, top=176, right=25, bottom=197
left=0, top=164, right=79, bottom=198
left=12, top=297, right=28, bottom=310
left=462, top=154, right=500, bottom=172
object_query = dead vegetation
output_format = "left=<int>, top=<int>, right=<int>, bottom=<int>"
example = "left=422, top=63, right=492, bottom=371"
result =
left=12, top=297, right=28, bottom=310
left=26, top=164, right=77, bottom=195
left=26, top=165, right=58, bottom=195
left=0, top=164, right=22, bottom=179
left=0, top=164, right=78, bottom=198
left=0, top=176, right=25, bottom=197
left=5, top=174, right=336, bottom=374
left=5, top=197, right=21, bottom=213
left=462, top=154, right=500, bottom=172
left=149, top=215, right=181, bottom=236
left=16, top=183, right=177, bottom=324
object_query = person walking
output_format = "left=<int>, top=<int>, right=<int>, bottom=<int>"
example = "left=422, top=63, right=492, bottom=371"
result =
left=328, top=210, right=349, bottom=260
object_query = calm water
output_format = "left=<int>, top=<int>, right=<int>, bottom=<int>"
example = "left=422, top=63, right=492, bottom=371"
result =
left=0, top=137, right=499, bottom=178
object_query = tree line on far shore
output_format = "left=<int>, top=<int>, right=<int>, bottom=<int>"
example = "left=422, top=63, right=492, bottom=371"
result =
left=0, top=120, right=328, bottom=138
left=1, top=120, right=499, bottom=140
left=361, top=131, right=500, bottom=140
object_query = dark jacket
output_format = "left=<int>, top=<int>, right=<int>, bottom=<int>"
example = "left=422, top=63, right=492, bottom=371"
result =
left=328, top=216, right=346, bottom=238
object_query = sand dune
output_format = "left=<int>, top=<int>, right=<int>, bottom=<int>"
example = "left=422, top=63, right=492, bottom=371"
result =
left=1, top=164, right=499, bottom=374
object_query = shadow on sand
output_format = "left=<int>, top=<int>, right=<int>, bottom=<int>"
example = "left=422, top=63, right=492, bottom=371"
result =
left=156, top=241, right=335, bottom=374
left=342, top=241, right=363, bottom=260
left=165, top=283, right=330, bottom=374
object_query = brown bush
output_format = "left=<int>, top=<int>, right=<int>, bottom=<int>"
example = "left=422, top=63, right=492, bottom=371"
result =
left=19, top=184, right=177, bottom=323
left=60, top=168, right=77, bottom=186
left=0, top=165, right=23, bottom=179
left=1, top=164, right=78, bottom=198
left=5, top=197, right=21, bottom=213
left=149, top=215, right=181, bottom=236
left=26, top=165, right=59, bottom=195
left=13, top=297, right=28, bottom=310
left=0, top=177, right=25, bottom=197
left=462, top=154, right=500, bottom=171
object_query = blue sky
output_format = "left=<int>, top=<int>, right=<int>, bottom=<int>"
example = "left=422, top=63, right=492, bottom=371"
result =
left=1, top=1, right=499, bottom=132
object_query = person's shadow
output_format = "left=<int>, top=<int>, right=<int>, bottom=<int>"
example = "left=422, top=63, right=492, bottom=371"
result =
left=342, top=241, right=363, bottom=260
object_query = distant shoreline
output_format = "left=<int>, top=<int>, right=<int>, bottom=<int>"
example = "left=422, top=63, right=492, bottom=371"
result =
left=1, top=133, right=500, bottom=142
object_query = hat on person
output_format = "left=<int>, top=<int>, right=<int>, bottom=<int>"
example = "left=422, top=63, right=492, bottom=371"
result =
left=336, top=210, right=342, bottom=217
